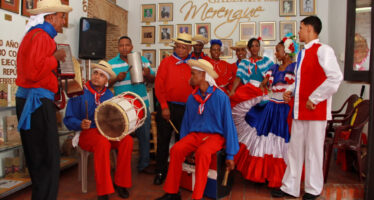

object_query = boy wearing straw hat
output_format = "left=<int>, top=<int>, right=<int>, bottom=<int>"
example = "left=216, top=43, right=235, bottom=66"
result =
left=154, top=33, right=195, bottom=185
left=208, top=39, right=237, bottom=95
left=190, top=34, right=210, bottom=60
left=64, top=61, right=133, bottom=200
left=156, top=59, right=239, bottom=200
left=15, top=0, right=71, bottom=199
left=231, top=41, right=248, bottom=67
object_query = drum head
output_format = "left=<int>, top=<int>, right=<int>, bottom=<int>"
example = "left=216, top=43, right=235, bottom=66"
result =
left=95, top=103, right=127, bottom=140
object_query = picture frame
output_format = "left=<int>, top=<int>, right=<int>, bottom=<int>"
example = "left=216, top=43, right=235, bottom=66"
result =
left=141, top=4, right=156, bottom=23
left=141, top=26, right=156, bottom=44
left=1, top=0, right=20, bottom=14
left=159, top=49, right=173, bottom=62
left=344, top=0, right=373, bottom=82
left=142, top=49, right=156, bottom=68
left=176, top=24, right=192, bottom=35
left=260, top=22, right=276, bottom=41
left=220, top=39, right=233, bottom=59
left=21, top=0, right=36, bottom=17
left=239, top=22, right=256, bottom=42
left=158, top=3, right=173, bottom=22
left=61, top=0, right=69, bottom=28
left=263, top=46, right=276, bottom=63
left=279, top=21, right=297, bottom=38
left=300, top=0, right=316, bottom=16
left=279, top=0, right=297, bottom=16
left=195, top=23, right=211, bottom=41
left=159, top=25, right=174, bottom=43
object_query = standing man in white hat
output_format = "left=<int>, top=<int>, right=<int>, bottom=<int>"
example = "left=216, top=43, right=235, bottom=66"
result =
left=15, top=0, right=71, bottom=199
left=64, top=61, right=133, bottom=200
left=156, top=59, right=239, bottom=200
left=154, top=33, right=195, bottom=185
left=231, top=41, right=248, bottom=67
left=190, top=34, right=210, bottom=60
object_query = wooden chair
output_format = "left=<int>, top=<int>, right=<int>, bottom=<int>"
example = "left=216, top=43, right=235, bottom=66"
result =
left=149, top=112, right=158, bottom=154
left=326, top=94, right=359, bottom=134
left=324, top=100, right=369, bottom=182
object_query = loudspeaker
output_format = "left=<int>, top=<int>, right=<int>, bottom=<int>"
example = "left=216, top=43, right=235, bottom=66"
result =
left=78, top=17, right=107, bottom=60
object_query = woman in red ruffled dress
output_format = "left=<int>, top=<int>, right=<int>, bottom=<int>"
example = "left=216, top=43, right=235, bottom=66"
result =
left=232, top=35, right=299, bottom=188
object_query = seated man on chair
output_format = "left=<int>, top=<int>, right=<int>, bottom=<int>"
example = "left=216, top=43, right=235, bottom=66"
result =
left=63, top=61, right=133, bottom=200
left=156, top=59, right=239, bottom=200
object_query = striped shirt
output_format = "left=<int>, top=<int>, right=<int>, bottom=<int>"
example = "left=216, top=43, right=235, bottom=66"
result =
left=236, top=57, right=273, bottom=87
left=108, top=53, right=155, bottom=107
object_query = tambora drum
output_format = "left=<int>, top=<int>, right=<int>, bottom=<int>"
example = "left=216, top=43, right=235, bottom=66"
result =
left=95, top=92, right=147, bottom=141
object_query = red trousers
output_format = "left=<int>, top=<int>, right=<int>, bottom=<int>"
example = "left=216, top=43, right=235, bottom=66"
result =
left=79, top=128, right=133, bottom=196
left=163, top=132, right=225, bottom=199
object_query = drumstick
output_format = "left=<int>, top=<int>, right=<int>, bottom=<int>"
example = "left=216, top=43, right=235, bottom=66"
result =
left=168, top=120, right=179, bottom=134
left=222, top=168, right=230, bottom=186
left=85, top=100, right=88, bottom=119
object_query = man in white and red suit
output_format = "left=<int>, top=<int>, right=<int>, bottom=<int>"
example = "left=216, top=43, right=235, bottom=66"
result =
left=271, top=16, right=343, bottom=200
left=155, top=59, right=239, bottom=200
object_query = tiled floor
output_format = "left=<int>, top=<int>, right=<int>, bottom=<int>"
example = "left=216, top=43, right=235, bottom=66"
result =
left=6, top=154, right=363, bottom=200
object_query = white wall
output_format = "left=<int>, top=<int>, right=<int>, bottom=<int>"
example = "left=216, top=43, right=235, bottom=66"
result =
left=126, top=0, right=329, bottom=65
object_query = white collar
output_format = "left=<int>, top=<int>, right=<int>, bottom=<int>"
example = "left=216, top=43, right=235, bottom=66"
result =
left=305, top=39, right=319, bottom=49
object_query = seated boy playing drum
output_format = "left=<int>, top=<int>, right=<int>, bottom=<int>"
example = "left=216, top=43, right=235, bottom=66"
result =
left=64, top=61, right=133, bottom=200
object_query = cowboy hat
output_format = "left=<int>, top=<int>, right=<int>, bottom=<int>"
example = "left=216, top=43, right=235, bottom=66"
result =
left=172, top=33, right=197, bottom=45
left=28, top=0, right=72, bottom=15
left=187, top=59, right=218, bottom=79
left=230, top=41, right=248, bottom=50
left=91, top=60, right=116, bottom=80
left=192, top=34, right=209, bottom=45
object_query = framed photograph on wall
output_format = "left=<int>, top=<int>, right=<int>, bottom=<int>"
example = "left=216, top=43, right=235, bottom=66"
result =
left=141, top=26, right=156, bottom=44
left=1, top=0, right=20, bottom=14
left=344, top=0, right=373, bottom=82
left=220, top=39, right=233, bottom=59
left=300, top=0, right=316, bottom=16
left=195, top=23, right=211, bottom=41
left=142, top=49, right=156, bottom=68
left=260, top=22, right=276, bottom=41
left=279, top=0, right=296, bottom=16
left=176, top=24, right=192, bottom=35
left=141, top=4, right=156, bottom=23
left=21, top=0, right=36, bottom=17
left=263, top=46, right=276, bottom=63
left=239, top=22, right=256, bottom=42
left=159, top=25, right=174, bottom=43
left=279, top=21, right=297, bottom=38
left=159, top=49, right=173, bottom=62
left=159, top=3, right=173, bottom=22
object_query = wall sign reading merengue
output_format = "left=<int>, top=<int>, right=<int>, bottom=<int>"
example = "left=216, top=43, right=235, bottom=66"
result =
left=179, top=0, right=265, bottom=39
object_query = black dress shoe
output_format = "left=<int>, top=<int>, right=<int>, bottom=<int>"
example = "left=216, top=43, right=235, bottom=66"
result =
left=153, top=173, right=166, bottom=185
left=303, top=193, right=320, bottom=200
left=271, top=189, right=295, bottom=198
left=155, top=193, right=181, bottom=200
left=116, top=186, right=129, bottom=199
left=98, top=195, right=109, bottom=200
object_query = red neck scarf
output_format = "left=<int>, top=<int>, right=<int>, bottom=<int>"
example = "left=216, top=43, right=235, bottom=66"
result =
left=192, top=86, right=216, bottom=115
left=84, top=81, right=107, bottom=105
left=250, top=57, right=260, bottom=74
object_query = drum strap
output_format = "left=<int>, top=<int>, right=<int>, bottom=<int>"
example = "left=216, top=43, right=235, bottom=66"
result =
left=84, top=81, right=107, bottom=105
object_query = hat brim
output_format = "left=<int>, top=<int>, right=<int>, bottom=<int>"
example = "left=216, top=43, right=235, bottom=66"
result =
left=172, top=38, right=197, bottom=45
left=28, top=5, right=72, bottom=15
left=230, top=46, right=247, bottom=50
left=91, top=64, right=117, bottom=80
left=187, top=59, right=218, bottom=79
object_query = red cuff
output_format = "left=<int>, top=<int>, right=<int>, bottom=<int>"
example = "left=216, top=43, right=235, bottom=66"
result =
left=161, top=102, right=169, bottom=109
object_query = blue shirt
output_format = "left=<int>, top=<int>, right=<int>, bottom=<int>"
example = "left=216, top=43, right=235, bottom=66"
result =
left=236, top=57, right=273, bottom=86
left=108, top=54, right=155, bottom=107
left=63, top=84, right=113, bottom=131
left=180, top=86, right=239, bottom=160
